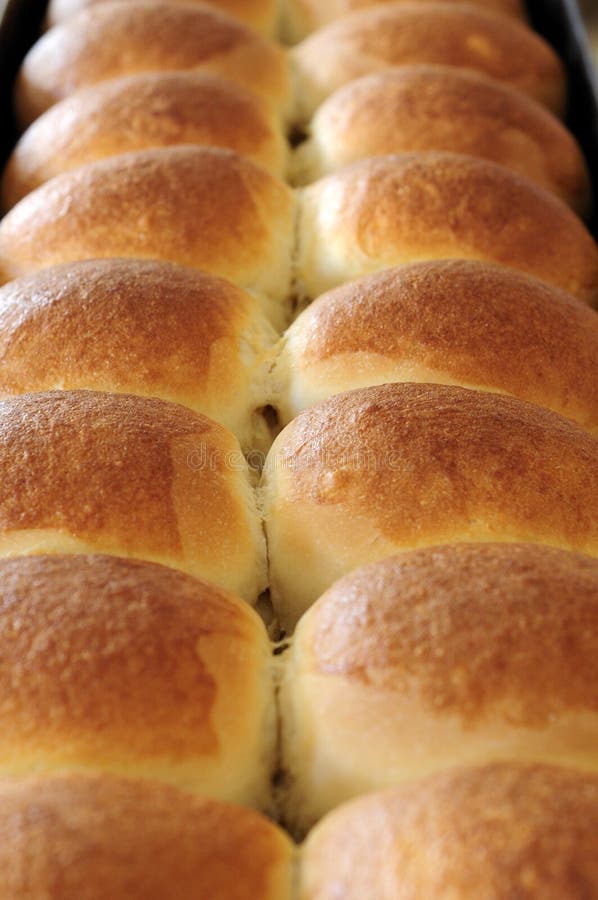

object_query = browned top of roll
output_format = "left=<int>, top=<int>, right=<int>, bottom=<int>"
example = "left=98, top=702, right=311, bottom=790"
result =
left=297, top=153, right=598, bottom=305
left=301, top=763, right=598, bottom=899
left=0, top=390, right=264, bottom=598
left=16, top=0, right=290, bottom=126
left=282, top=260, right=598, bottom=430
left=0, top=259, right=275, bottom=443
left=303, top=543, right=598, bottom=724
left=4, top=71, right=287, bottom=208
left=0, top=147, right=295, bottom=313
left=0, top=390, right=227, bottom=546
left=291, top=2, right=565, bottom=121
left=296, top=66, right=588, bottom=214
left=0, top=258, right=261, bottom=389
left=284, top=0, right=526, bottom=42
left=271, top=382, right=598, bottom=552
left=0, top=773, right=293, bottom=899
left=0, top=553, right=267, bottom=763
left=46, top=0, right=280, bottom=35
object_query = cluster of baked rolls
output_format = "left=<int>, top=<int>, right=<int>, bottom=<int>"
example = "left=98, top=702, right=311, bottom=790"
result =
left=0, top=0, right=597, bottom=895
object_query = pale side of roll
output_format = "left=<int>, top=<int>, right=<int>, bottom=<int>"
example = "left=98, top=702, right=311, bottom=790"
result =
left=15, top=0, right=291, bottom=127
left=0, top=554, right=276, bottom=807
left=3, top=71, right=288, bottom=208
left=296, top=152, right=598, bottom=305
left=0, top=260, right=277, bottom=451
left=261, top=383, right=598, bottom=628
left=270, top=261, right=598, bottom=431
left=283, top=0, right=526, bottom=43
left=280, top=543, right=598, bottom=830
left=0, top=391, right=266, bottom=603
left=0, top=773, right=294, bottom=899
left=47, top=0, right=281, bottom=36
left=300, top=763, right=598, bottom=898
left=290, top=3, right=565, bottom=123
left=0, top=147, right=296, bottom=330
left=293, top=66, right=589, bottom=216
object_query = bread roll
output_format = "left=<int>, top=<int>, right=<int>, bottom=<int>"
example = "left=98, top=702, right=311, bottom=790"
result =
left=0, top=554, right=275, bottom=805
left=0, top=260, right=276, bottom=450
left=0, top=773, right=293, bottom=899
left=262, top=383, right=598, bottom=627
left=0, top=147, right=295, bottom=329
left=0, top=391, right=266, bottom=602
left=293, top=66, right=589, bottom=215
left=15, top=1, right=290, bottom=127
left=301, top=763, right=598, bottom=897
left=280, top=543, right=598, bottom=829
left=291, top=3, right=565, bottom=123
left=46, top=0, right=281, bottom=35
left=4, top=71, right=288, bottom=208
left=296, top=153, right=598, bottom=305
left=272, top=261, right=598, bottom=431
left=284, top=0, right=526, bottom=43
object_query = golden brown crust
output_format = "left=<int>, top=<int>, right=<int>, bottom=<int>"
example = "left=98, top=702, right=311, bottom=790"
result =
left=46, top=0, right=281, bottom=35
left=280, top=383, right=598, bottom=543
left=284, top=0, right=525, bottom=42
left=303, top=544, right=598, bottom=725
left=0, top=773, right=293, bottom=899
left=291, top=2, right=565, bottom=121
left=263, top=383, right=598, bottom=623
left=295, top=66, right=589, bottom=214
left=277, top=260, right=598, bottom=430
left=0, top=147, right=295, bottom=324
left=301, top=764, right=598, bottom=899
left=16, top=0, right=290, bottom=126
left=0, top=390, right=265, bottom=601
left=0, top=259, right=275, bottom=444
left=4, top=71, right=287, bottom=207
left=0, top=554, right=274, bottom=800
left=297, top=153, right=598, bottom=304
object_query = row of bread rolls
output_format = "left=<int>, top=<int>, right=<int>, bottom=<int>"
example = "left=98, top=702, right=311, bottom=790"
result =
left=43, top=0, right=530, bottom=37
left=2, top=64, right=589, bottom=212
left=0, top=547, right=596, bottom=893
left=1, top=146, right=596, bottom=312
left=274, top=2, right=598, bottom=888
left=1, top=0, right=598, bottom=893
left=0, top=544, right=595, bottom=823
left=13, top=0, right=563, bottom=126
left=0, top=142, right=597, bottom=309
left=0, top=5, right=596, bottom=306
left=2, top=764, right=597, bottom=898
left=0, top=383, right=594, bottom=622
left=1, top=3, right=596, bottom=322
left=0, top=260, right=595, bottom=446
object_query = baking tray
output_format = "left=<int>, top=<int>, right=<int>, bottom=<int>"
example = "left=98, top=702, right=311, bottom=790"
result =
left=0, top=0, right=597, bottom=235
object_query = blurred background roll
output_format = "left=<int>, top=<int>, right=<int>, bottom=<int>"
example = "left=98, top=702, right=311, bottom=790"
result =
left=293, top=66, right=589, bottom=215
left=271, top=261, right=598, bottom=431
left=0, top=260, right=276, bottom=451
left=280, top=543, right=598, bottom=829
left=284, top=0, right=526, bottom=43
left=300, top=763, right=598, bottom=897
left=296, top=153, right=598, bottom=305
left=0, top=147, right=296, bottom=330
left=3, top=71, right=288, bottom=209
left=0, top=555, right=275, bottom=806
left=262, top=382, right=598, bottom=627
left=0, top=773, right=294, bottom=899
left=0, top=390, right=266, bottom=602
left=15, top=1, right=290, bottom=127
left=46, top=0, right=282, bottom=35
left=290, top=3, right=565, bottom=122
